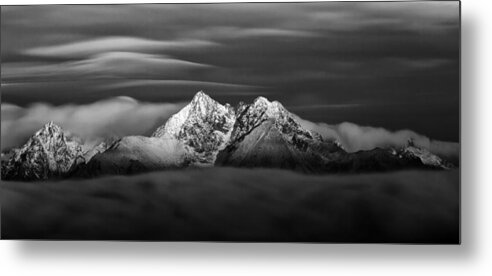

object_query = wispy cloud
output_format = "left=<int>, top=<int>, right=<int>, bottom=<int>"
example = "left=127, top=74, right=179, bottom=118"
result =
left=68, top=52, right=213, bottom=79
left=389, top=57, right=454, bottom=69
left=288, top=104, right=362, bottom=110
left=1, top=2, right=459, bottom=141
left=307, top=1, right=459, bottom=33
left=23, top=36, right=219, bottom=58
left=187, top=26, right=319, bottom=40
left=3, top=52, right=214, bottom=80
left=99, top=79, right=264, bottom=91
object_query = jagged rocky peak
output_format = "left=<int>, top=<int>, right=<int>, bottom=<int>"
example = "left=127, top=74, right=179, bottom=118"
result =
left=233, top=96, right=277, bottom=140
left=152, top=91, right=236, bottom=165
left=28, top=121, right=71, bottom=151
left=190, top=90, right=218, bottom=115
left=231, top=96, right=321, bottom=145
left=218, top=96, right=346, bottom=171
left=1, top=121, right=84, bottom=180
left=246, top=96, right=285, bottom=118
left=36, top=121, right=62, bottom=136
left=152, top=91, right=234, bottom=138
left=399, top=138, right=453, bottom=169
left=256, top=96, right=283, bottom=110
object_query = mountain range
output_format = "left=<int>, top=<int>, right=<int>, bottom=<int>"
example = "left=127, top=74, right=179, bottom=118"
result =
left=1, top=91, right=454, bottom=181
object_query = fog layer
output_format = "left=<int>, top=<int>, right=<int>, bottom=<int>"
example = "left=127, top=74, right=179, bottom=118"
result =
left=0, top=168, right=459, bottom=242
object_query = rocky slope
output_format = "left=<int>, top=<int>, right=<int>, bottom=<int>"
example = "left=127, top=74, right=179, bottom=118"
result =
left=217, top=96, right=346, bottom=172
left=1, top=92, right=454, bottom=180
left=398, top=139, right=453, bottom=170
left=1, top=122, right=84, bottom=180
left=152, top=91, right=236, bottom=166
left=216, top=97, right=451, bottom=173
left=71, top=136, right=189, bottom=177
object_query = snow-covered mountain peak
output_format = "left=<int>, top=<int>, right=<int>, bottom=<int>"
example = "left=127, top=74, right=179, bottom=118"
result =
left=192, top=90, right=212, bottom=103
left=151, top=91, right=236, bottom=165
left=153, top=91, right=232, bottom=138
left=35, top=121, right=63, bottom=137
left=1, top=122, right=84, bottom=180
left=231, top=95, right=321, bottom=145
left=400, top=141, right=453, bottom=170
left=29, top=122, right=74, bottom=152
left=190, top=91, right=216, bottom=116
left=2, top=92, right=456, bottom=180
left=249, top=96, right=285, bottom=118
left=253, top=96, right=270, bottom=106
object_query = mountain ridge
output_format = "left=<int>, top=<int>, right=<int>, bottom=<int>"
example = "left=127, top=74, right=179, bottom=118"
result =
left=1, top=91, right=454, bottom=181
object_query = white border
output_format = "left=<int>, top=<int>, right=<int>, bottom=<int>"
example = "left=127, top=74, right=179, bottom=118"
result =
left=2, top=0, right=491, bottom=276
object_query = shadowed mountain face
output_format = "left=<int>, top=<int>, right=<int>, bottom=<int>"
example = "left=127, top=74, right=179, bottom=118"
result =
left=1, top=91, right=454, bottom=181
left=217, top=119, right=307, bottom=170
left=216, top=97, right=346, bottom=172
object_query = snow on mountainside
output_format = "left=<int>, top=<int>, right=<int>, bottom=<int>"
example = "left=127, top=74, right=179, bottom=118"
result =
left=1, top=122, right=84, bottom=180
left=232, top=97, right=322, bottom=143
left=216, top=119, right=326, bottom=172
left=217, top=96, right=452, bottom=172
left=217, top=96, right=346, bottom=171
left=152, top=91, right=236, bottom=165
left=72, top=136, right=189, bottom=177
left=1, top=91, right=455, bottom=181
left=398, top=139, right=453, bottom=170
left=80, top=137, right=120, bottom=163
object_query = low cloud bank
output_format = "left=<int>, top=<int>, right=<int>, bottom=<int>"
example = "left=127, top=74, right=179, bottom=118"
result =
left=299, top=120, right=459, bottom=163
left=1, top=97, right=185, bottom=151
left=0, top=168, right=459, bottom=242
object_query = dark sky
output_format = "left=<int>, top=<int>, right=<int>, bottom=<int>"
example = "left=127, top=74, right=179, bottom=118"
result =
left=0, top=2, right=460, bottom=141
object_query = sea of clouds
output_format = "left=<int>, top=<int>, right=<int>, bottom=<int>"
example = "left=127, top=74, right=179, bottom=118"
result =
left=0, top=167, right=459, bottom=242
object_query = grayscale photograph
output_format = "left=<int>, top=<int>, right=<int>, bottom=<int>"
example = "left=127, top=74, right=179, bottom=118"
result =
left=0, top=1, right=460, bottom=242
